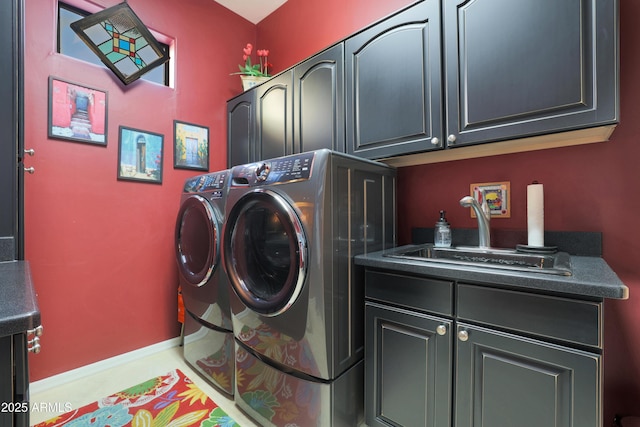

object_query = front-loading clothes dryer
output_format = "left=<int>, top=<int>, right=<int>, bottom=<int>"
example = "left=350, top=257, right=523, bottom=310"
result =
left=175, top=170, right=233, bottom=396
left=222, top=149, right=396, bottom=426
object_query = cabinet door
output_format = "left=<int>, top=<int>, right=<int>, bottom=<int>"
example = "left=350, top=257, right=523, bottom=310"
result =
left=255, top=70, right=293, bottom=160
left=0, top=334, right=30, bottom=426
left=294, top=44, right=345, bottom=154
left=0, top=336, right=12, bottom=426
left=345, top=0, right=443, bottom=160
left=365, top=302, right=452, bottom=427
left=227, top=90, right=255, bottom=167
left=455, top=323, right=600, bottom=427
left=444, top=0, right=618, bottom=147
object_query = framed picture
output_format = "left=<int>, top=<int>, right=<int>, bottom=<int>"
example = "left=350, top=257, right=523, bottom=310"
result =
left=48, top=76, right=108, bottom=145
left=470, top=181, right=511, bottom=218
left=117, top=126, right=164, bottom=184
left=173, top=120, right=209, bottom=171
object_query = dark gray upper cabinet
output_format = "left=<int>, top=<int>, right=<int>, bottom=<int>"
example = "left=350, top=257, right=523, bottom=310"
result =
left=227, top=90, right=255, bottom=167
left=345, top=0, right=618, bottom=160
left=255, top=70, right=293, bottom=161
left=227, top=44, right=345, bottom=166
left=444, top=0, right=618, bottom=147
left=345, top=0, right=443, bottom=159
left=294, top=44, right=345, bottom=154
left=229, top=0, right=618, bottom=164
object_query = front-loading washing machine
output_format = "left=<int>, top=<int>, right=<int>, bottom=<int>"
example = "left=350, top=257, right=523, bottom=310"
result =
left=175, top=170, right=234, bottom=396
left=222, top=149, right=396, bottom=426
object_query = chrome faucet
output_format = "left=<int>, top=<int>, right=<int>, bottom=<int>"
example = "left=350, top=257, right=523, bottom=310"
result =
left=460, top=195, right=491, bottom=249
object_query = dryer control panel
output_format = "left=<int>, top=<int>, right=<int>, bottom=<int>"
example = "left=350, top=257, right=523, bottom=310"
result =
left=183, top=171, right=229, bottom=194
left=232, top=152, right=315, bottom=186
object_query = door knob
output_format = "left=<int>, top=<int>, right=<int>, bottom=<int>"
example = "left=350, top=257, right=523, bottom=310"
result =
left=436, top=324, right=447, bottom=336
left=24, top=148, right=35, bottom=156
left=458, top=329, right=469, bottom=342
left=24, top=166, right=35, bottom=174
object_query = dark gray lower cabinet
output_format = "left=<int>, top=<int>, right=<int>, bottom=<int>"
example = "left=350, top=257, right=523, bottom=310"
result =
left=364, top=270, right=603, bottom=427
left=455, top=323, right=600, bottom=427
left=365, top=302, right=452, bottom=427
left=0, top=334, right=30, bottom=427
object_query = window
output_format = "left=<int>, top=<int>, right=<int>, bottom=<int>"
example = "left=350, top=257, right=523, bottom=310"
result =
left=58, top=2, right=169, bottom=86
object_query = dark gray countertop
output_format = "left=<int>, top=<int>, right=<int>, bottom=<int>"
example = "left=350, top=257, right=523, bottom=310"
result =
left=355, top=245, right=629, bottom=300
left=0, top=260, right=41, bottom=337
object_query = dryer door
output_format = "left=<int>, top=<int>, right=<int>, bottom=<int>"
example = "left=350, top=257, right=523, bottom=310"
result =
left=224, top=189, right=307, bottom=316
left=175, top=195, right=221, bottom=287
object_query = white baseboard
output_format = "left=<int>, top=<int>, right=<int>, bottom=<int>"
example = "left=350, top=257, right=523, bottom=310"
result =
left=30, top=337, right=182, bottom=394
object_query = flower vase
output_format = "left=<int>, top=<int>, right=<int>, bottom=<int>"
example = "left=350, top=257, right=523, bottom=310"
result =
left=241, top=75, right=270, bottom=91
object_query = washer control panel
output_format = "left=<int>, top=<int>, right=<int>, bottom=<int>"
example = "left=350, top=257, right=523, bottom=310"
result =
left=232, top=152, right=315, bottom=186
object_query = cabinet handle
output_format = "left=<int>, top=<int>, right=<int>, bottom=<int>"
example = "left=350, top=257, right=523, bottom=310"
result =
left=28, top=325, right=44, bottom=337
left=28, top=336, right=41, bottom=353
left=24, top=166, right=35, bottom=174
left=436, top=324, right=447, bottom=336
left=447, top=134, right=457, bottom=143
left=430, top=137, right=440, bottom=146
left=24, top=148, right=35, bottom=156
left=458, top=329, right=469, bottom=342
left=27, top=325, right=43, bottom=354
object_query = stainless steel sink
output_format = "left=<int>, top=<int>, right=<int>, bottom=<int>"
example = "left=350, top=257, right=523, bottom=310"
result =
left=385, top=244, right=572, bottom=276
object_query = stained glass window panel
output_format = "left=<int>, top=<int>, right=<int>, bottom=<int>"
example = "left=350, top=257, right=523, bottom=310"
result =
left=59, top=2, right=169, bottom=86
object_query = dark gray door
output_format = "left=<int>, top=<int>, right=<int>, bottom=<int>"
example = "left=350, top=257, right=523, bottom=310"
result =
left=444, top=0, right=618, bottom=147
left=365, top=302, right=452, bottom=427
left=455, top=323, right=600, bottom=427
left=345, top=0, right=443, bottom=159
left=227, top=90, right=255, bottom=167
left=0, top=0, right=23, bottom=261
left=256, top=70, right=293, bottom=160
left=294, top=44, right=345, bottom=154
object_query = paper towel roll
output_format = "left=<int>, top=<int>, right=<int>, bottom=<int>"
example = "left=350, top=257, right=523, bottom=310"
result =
left=527, top=183, right=544, bottom=247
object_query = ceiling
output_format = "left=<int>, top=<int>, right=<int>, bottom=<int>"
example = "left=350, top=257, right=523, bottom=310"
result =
left=214, top=0, right=288, bottom=24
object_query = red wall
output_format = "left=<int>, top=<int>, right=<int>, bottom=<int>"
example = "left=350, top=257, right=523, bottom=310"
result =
left=25, top=0, right=257, bottom=380
left=25, top=0, right=640, bottom=421
left=258, top=0, right=640, bottom=422
left=257, top=0, right=414, bottom=70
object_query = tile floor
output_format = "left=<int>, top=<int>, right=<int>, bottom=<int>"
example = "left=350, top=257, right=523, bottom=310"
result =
left=29, top=345, right=259, bottom=426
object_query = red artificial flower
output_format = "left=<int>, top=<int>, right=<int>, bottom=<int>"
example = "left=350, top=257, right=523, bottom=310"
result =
left=234, top=43, right=272, bottom=77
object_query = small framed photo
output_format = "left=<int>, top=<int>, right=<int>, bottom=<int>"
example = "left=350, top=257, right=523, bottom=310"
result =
left=173, top=120, right=209, bottom=171
left=117, top=126, right=164, bottom=184
left=48, top=76, right=108, bottom=145
left=470, top=181, right=511, bottom=218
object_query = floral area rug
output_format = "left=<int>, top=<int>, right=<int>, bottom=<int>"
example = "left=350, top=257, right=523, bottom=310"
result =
left=32, top=369, right=239, bottom=427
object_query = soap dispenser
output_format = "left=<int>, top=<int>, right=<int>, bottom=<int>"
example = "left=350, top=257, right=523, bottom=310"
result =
left=434, top=210, right=452, bottom=247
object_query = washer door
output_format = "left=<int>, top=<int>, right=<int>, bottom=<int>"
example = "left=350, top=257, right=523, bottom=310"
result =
left=175, top=195, right=221, bottom=287
left=224, top=189, right=307, bottom=316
